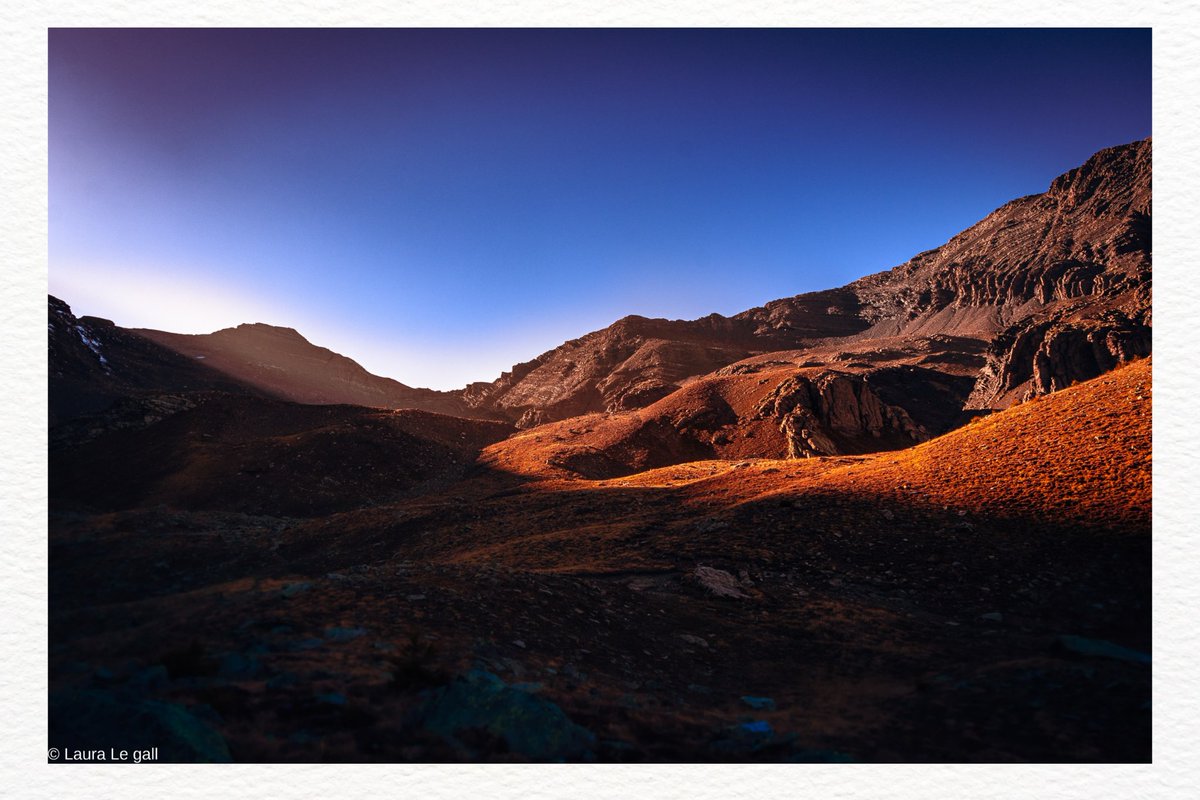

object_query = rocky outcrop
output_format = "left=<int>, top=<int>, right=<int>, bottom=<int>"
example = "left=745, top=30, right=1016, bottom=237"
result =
left=461, top=292, right=873, bottom=425
left=756, top=371, right=928, bottom=458
left=846, top=138, right=1150, bottom=337
left=1029, top=321, right=1150, bottom=397
left=967, top=309, right=1151, bottom=407
left=515, top=408, right=549, bottom=430
left=463, top=139, right=1150, bottom=424
left=414, top=669, right=596, bottom=761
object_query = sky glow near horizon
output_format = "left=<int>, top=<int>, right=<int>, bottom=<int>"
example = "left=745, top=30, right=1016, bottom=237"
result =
left=49, top=28, right=1151, bottom=390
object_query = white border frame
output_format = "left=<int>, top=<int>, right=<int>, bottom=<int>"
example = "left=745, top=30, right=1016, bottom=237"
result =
left=4, top=4, right=1196, bottom=798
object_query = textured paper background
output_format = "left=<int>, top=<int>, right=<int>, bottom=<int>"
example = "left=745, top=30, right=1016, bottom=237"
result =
left=3, top=2, right=1197, bottom=797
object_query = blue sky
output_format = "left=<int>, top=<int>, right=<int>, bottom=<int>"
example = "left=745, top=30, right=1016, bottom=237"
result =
left=49, top=28, right=1151, bottom=389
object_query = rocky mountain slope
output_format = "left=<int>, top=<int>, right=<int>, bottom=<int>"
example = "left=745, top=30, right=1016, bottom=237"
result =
left=461, top=138, right=1150, bottom=425
left=136, top=324, right=482, bottom=419
left=460, top=289, right=870, bottom=426
left=846, top=138, right=1151, bottom=407
left=47, top=140, right=1152, bottom=764
left=49, top=296, right=263, bottom=425
left=50, top=358, right=1151, bottom=762
left=50, top=138, right=1151, bottom=461
left=481, top=361, right=967, bottom=480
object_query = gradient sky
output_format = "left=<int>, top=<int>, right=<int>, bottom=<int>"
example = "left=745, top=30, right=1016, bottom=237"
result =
left=48, top=28, right=1151, bottom=390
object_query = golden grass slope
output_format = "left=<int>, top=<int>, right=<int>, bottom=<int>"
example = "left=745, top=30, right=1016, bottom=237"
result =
left=488, top=356, right=1150, bottom=531
left=638, top=355, right=1150, bottom=531
left=833, top=356, right=1151, bottom=529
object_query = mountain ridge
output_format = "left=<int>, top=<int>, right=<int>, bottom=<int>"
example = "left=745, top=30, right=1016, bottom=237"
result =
left=459, top=136, right=1150, bottom=423
left=51, top=137, right=1150, bottom=443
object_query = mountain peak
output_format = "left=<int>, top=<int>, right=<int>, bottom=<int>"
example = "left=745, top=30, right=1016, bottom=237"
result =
left=459, top=138, right=1151, bottom=423
left=1046, top=137, right=1151, bottom=210
left=227, top=322, right=309, bottom=341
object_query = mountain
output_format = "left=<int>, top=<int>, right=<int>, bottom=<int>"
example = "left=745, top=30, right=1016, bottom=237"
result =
left=49, top=295, right=263, bottom=425
left=459, top=289, right=868, bottom=427
left=846, top=138, right=1150, bottom=407
left=480, top=361, right=957, bottom=480
left=47, top=140, right=1152, bottom=763
left=135, top=324, right=483, bottom=419
left=49, top=138, right=1151, bottom=458
left=462, top=138, right=1150, bottom=426
left=453, top=357, right=1152, bottom=570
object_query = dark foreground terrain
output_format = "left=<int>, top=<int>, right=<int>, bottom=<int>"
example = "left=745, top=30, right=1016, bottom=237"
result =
left=48, top=360, right=1150, bottom=762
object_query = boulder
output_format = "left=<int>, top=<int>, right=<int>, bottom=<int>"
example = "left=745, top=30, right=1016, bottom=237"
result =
left=757, top=371, right=928, bottom=458
left=415, top=670, right=596, bottom=761
left=48, top=688, right=232, bottom=763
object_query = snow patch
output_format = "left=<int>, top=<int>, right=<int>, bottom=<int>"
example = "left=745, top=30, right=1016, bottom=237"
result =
left=75, top=324, right=112, bottom=373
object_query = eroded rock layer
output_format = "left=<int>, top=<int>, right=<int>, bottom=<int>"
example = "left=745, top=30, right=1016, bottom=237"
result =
left=756, top=372, right=928, bottom=458
left=462, top=138, right=1150, bottom=423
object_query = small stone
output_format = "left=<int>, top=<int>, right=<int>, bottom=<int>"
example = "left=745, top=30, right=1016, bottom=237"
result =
left=679, top=634, right=709, bottom=649
left=324, top=626, right=366, bottom=642
left=694, top=565, right=749, bottom=599
left=291, top=638, right=324, bottom=651
left=1055, top=634, right=1150, bottom=664
left=741, top=695, right=776, bottom=711
left=512, top=639, right=526, bottom=649
left=980, top=612, right=1003, bottom=622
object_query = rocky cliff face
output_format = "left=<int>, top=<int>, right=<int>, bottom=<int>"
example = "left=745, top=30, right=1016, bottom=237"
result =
left=461, top=312, right=818, bottom=424
left=844, top=138, right=1151, bottom=406
left=481, top=362, right=962, bottom=479
left=461, top=290, right=873, bottom=424
left=848, top=139, right=1149, bottom=329
left=755, top=371, right=929, bottom=458
left=966, top=309, right=1151, bottom=407
left=466, top=138, right=1151, bottom=423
